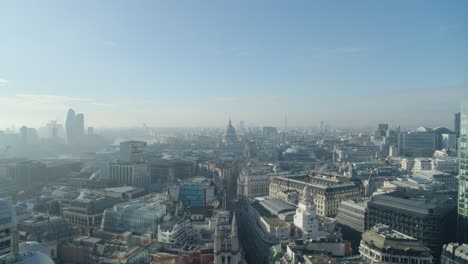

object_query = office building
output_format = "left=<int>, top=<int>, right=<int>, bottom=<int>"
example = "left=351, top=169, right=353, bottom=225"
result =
left=263, top=126, right=278, bottom=138
left=237, top=173, right=271, bottom=201
left=110, top=162, right=151, bottom=187
left=413, top=158, right=433, bottom=172
left=459, top=101, right=468, bottom=243
left=456, top=112, right=461, bottom=138
left=236, top=163, right=276, bottom=201
left=269, top=173, right=364, bottom=217
left=75, top=113, right=85, bottom=140
left=359, top=224, right=432, bottom=264
left=62, top=193, right=118, bottom=227
left=17, top=214, right=72, bottom=243
left=101, top=199, right=166, bottom=235
left=378, top=124, right=389, bottom=137
left=441, top=243, right=468, bottom=264
left=334, top=144, right=379, bottom=163
left=169, top=177, right=216, bottom=206
left=367, top=190, right=457, bottom=259
left=0, top=199, right=16, bottom=262
left=119, top=141, right=147, bottom=162
left=398, top=128, right=436, bottom=157
left=442, top=133, right=458, bottom=150
left=65, top=108, right=85, bottom=145
left=336, top=198, right=369, bottom=233
left=157, top=216, right=192, bottom=246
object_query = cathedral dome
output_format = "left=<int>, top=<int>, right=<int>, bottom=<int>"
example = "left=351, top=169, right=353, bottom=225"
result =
left=223, top=119, right=238, bottom=145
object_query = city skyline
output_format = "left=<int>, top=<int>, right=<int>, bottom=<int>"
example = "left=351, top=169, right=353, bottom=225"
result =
left=1, top=1, right=467, bottom=128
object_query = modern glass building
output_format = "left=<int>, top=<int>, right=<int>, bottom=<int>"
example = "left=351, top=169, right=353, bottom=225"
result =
left=179, top=184, right=206, bottom=206
left=0, top=199, right=15, bottom=263
left=398, top=130, right=436, bottom=157
left=459, top=101, right=468, bottom=242
left=101, top=200, right=166, bottom=236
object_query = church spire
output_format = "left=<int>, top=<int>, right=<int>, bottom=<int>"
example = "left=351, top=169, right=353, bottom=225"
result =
left=231, top=213, right=238, bottom=237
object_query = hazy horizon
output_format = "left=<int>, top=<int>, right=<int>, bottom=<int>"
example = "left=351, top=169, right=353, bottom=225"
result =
left=1, top=1, right=467, bottom=129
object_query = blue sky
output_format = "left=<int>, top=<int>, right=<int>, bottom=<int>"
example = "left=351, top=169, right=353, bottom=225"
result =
left=0, top=0, right=467, bottom=129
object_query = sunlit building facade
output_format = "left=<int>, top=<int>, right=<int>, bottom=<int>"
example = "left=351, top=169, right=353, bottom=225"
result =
left=459, top=101, right=468, bottom=243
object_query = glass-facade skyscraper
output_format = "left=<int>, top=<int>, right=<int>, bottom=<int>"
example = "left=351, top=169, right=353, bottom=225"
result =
left=458, top=101, right=468, bottom=242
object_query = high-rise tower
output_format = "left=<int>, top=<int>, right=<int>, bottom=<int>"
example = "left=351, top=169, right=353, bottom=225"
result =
left=458, top=101, right=468, bottom=242
left=65, top=108, right=76, bottom=144
left=456, top=112, right=461, bottom=138
left=0, top=199, right=17, bottom=262
left=75, top=113, right=85, bottom=140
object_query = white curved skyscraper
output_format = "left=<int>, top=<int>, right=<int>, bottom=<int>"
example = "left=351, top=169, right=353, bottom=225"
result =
left=65, top=109, right=85, bottom=145
left=65, top=108, right=76, bottom=144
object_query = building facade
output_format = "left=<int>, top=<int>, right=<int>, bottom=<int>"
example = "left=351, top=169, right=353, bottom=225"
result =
left=359, top=224, right=432, bottom=264
left=336, top=198, right=368, bottom=233
left=269, top=173, right=364, bottom=217
left=0, top=199, right=16, bottom=263
left=459, top=101, right=468, bottom=243
left=101, top=200, right=166, bottom=235
left=158, top=216, right=192, bottom=246
left=441, top=243, right=468, bottom=264
left=398, top=130, right=436, bottom=157
left=110, top=162, right=151, bottom=188
left=237, top=173, right=271, bottom=201
left=119, top=141, right=147, bottom=162
left=367, top=190, right=457, bottom=260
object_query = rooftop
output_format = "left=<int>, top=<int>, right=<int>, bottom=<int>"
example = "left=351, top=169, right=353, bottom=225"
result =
left=370, top=190, right=456, bottom=215
left=362, top=224, right=430, bottom=254
left=258, top=198, right=296, bottom=216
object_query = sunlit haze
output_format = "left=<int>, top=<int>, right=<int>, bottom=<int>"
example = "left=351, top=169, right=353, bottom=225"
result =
left=1, top=1, right=467, bottom=128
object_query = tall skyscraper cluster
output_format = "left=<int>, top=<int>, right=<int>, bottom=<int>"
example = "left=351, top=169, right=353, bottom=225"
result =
left=65, top=109, right=85, bottom=145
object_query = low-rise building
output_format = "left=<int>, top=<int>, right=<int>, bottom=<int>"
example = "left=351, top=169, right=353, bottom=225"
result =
left=101, top=199, right=166, bottom=235
left=359, top=224, right=432, bottom=264
left=413, top=158, right=432, bottom=172
left=157, top=216, right=192, bottom=246
left=62, top=193, right=118, bottom=227
left=441, top=243, right=468, bottom=264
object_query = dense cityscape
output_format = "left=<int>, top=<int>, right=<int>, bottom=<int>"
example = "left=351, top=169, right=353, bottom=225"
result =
left=0, top=105, right=467, bottom=264
left=1, top=1, right=467, bottom=264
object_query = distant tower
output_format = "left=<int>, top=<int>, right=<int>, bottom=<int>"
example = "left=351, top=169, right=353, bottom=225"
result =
left=455, top=112, right=461, bottom=138
left=239, top=120, right=245, bottom=135
left=320, top=120, right=324, bottom=133
left=75, top=113, right=85, bottom=140
left=65, top=109, right=76, bottom=144
left=223, top=118, right=238, bottom=145
left=51, top=122, right=58, bottom=139
left=19, top=126, right=28, bottom=144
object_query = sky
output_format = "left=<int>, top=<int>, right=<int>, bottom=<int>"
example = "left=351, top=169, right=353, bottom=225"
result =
left=0, top=0, right=467, bottom=129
